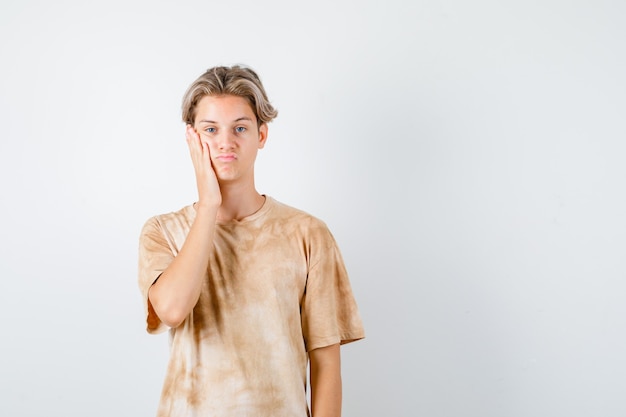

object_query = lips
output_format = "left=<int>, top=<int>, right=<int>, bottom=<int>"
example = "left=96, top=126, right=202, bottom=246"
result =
left=215, top=153, right=237, bottom=162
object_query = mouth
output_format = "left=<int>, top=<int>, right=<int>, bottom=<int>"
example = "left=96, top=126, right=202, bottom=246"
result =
left=215, top=153, right=237, bottom=162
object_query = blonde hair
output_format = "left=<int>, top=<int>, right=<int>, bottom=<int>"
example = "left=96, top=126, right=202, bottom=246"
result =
left=181, top=65, right=278, bottom=126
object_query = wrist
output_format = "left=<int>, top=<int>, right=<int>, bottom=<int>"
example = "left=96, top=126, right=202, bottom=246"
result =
left=193, top=201, right=220, bottom=213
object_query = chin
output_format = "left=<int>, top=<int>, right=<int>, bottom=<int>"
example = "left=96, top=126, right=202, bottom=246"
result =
left=216, top=172, right=239, bottom=183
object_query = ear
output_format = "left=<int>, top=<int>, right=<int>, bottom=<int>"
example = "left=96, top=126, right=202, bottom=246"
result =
left=258, top=123, right=268, bottom=149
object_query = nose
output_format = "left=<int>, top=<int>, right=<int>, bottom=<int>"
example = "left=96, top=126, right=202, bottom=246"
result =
left=216, top=131, right=236, bottom=150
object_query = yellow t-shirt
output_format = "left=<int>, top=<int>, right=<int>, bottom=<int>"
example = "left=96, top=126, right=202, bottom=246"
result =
left=138, top=196, right=364, bottom=416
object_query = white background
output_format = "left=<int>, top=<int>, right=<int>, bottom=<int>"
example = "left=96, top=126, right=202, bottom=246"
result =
left=1, top=1, right=625, bottom=416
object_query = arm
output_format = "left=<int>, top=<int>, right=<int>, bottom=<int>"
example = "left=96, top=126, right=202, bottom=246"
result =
left=309, top=343, right=342, bottom=417
left=147, top=126, right=221, bottom=328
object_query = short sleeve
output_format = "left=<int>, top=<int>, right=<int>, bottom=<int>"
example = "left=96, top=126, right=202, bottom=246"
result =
left=301, top=226, right=365, bottom=351
left=138, top=216, right=173, bottom=334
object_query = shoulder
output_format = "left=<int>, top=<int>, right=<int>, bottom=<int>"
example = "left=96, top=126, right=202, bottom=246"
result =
left=267, top=197, right=329, bottom=229
left=145, top=204, right=194, bottom=225
left=266, top=197, right=335, bottom=243
left=140, top=204, right=195, bottom=239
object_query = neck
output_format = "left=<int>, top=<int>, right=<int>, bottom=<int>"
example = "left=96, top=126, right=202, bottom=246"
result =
left=217, top=180, right=265, bottom=222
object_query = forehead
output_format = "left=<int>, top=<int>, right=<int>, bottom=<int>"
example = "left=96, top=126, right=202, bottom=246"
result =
left=195, top=95, right=256, bottom=123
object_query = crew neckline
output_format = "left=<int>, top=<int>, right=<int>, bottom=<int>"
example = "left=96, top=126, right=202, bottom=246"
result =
left=186, top=195, right=274, bottom=226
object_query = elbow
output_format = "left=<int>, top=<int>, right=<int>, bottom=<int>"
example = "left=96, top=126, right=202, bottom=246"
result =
left=158, top=309, right=187, bottom=329
left=148, top=291, right=188, bottom=329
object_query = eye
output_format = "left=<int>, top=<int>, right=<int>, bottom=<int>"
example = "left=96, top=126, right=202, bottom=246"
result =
left=235, top=126, right=247, bottom=133
left=205, top=127, right=216, bottom=133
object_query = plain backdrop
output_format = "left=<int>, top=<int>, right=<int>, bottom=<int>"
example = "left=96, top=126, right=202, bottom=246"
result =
left=1, top=1, right=625, bottom=416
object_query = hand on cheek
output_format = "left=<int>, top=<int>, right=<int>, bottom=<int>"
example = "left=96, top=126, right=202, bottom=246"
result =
left=185, top=124, right=221, bottom=207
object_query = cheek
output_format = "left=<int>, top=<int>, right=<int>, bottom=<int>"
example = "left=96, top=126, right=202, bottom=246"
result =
left=199, top=136, right=216, bottom=149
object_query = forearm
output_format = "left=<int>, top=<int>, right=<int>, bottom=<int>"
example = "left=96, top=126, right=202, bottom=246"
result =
left=310, top=344, right=342, bottom=417
left=148, top=204, right=218, bottom=327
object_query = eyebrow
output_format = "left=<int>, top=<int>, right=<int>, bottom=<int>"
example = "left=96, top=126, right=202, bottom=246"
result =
left=197, top=117, right=254, bottom=124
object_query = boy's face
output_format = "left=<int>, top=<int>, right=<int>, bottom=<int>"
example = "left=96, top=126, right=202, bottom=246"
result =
left=193, top=95, right=268, bottom=184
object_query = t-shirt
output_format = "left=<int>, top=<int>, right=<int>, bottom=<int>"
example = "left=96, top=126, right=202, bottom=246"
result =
left=138, top=196, right=365, bottom=417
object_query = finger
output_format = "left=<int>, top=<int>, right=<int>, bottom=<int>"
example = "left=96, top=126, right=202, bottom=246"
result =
left=187, top=125, right=202, bottom=140
left=186, top=134, right=199, bottom=158
left=200, top=140, right=213, bottom=166
left=186, top=126, right=202, bottom=155
left=185, top=125, right=198, bottom=144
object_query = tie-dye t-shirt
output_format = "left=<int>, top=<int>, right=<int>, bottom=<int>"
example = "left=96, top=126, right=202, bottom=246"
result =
left=138, top=196, right=365, bottom=417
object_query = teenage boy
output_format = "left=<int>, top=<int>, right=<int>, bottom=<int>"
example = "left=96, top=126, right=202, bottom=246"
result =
left=138, top=65, right=364, bottom=417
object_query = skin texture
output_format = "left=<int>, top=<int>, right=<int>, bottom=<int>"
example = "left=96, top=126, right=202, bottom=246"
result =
left=310, top=343, right=342, bottom=417
left=147, top=94, right=343, bottom=416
